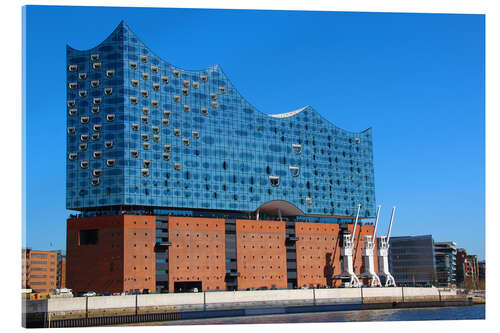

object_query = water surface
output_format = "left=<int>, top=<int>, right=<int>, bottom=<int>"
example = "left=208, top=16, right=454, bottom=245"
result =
left=163, top=305, right=485, bottom=326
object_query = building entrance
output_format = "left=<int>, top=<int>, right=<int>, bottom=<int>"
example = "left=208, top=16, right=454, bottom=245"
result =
left=173, top=281, right=202, bottom=293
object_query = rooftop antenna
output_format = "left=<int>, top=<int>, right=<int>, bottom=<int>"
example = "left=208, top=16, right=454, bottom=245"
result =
left=377, top=206, right=397, bottom=287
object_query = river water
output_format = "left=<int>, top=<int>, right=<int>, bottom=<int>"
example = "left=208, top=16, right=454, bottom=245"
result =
left=163, top=305, right=484, bottom=326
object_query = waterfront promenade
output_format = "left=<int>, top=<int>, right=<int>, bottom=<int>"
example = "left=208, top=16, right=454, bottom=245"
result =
left=23, top=287, right=480, bottom=328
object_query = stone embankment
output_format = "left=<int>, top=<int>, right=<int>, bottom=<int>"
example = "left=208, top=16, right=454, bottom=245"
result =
left=23, top=287, right=475, bottom=328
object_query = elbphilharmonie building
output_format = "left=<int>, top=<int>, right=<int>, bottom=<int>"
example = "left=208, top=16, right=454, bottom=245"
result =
left=66, top=22, right=378, bottom=294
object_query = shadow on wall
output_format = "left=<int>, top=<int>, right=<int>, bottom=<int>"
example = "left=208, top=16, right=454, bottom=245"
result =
left=324, top=253, right=334, bottom=286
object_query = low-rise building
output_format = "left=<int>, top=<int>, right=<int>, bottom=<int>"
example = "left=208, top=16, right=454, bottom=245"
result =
left=389, top=235, right=437, bottom=287
left=22, top=249, right=66, bottom=293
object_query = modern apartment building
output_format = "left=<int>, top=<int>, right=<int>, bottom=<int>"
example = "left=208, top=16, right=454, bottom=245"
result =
left=22, top=249, right=66, bottom=293
left=66, top=22, right=377, bottom=294
left=388, top=235, right=437, bottom=287
left=434, top=241, right=457, bottom=287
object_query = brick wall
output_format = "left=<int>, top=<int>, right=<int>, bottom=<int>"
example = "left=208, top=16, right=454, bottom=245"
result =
left=295, top=222, right=340, bottom=288
left=66, top=215, right=155, bottom=294
left=168, top=217, right=226, bottom=292
left=236, top=219, right=287, bottom=290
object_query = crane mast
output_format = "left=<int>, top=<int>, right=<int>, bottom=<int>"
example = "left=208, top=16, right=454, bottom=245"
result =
left=377, top=206, right=397, bottom=287
left=359, top=205, right=382, bottom=287
left=335, top=204, right=361, bottom=288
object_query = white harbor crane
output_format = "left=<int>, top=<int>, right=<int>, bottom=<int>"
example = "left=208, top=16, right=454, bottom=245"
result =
left=377, top=206, right=397, bottom=287
left=358, top=205, right=382, bottom=287
left=335, top=203, right=362, bottom=288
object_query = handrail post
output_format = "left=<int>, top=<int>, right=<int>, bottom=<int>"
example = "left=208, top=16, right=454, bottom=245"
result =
left=44, top=302, right=49, bottom=328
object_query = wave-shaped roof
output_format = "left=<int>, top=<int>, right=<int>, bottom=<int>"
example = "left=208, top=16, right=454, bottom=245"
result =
left=67, top=21, right=371, bottom=135
left=268, top=106, right=310, bottom=118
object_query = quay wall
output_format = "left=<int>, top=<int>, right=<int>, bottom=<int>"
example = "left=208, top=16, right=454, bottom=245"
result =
left=25, top=287, right=459, bottom=320
left=23, top=288, right=474, bottom=328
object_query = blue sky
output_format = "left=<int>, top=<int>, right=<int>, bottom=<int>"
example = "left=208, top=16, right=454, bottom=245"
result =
left=24, top=6, right=485, bottom=259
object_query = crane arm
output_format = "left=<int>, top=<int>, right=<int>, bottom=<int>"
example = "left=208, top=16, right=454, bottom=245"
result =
left=351, top=203, right=361, bottom=242
left=372, top=205, right=381, bottom=240
left=387, top=206, right=396, bottom=242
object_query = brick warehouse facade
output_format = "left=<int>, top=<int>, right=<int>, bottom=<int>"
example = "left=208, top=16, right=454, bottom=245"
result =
left=167, top=217, right=226, bottom=292
left=295, top=222, right=340, bottom=288
left=67, top=215, right=377, bottom=293
left=65, top=22, right=379, bottom=293
left=67, top=215, right=156, bottom=294
left=236, top=219, right=288, bottom=290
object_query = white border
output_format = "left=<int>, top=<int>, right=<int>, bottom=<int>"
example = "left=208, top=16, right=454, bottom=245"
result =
left=2, top=0, right=496, bottom=332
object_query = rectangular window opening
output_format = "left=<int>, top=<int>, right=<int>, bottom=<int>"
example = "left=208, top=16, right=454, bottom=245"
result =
left=79, top=229, right=98, bottom=246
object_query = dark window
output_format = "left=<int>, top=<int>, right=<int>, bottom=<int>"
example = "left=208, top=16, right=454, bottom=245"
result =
left=80, top=229, right=98, bottom=245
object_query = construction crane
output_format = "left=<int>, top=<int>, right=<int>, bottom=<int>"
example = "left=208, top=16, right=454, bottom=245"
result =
left=377, top=206, right=397, bottom=287
left=335, top=204, right=361, bottom=288
left=358, top=205, right=382, bottom=287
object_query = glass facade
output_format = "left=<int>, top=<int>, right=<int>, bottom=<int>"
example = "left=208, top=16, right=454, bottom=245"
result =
left=66, top=22, right=376, bottom=218
left=389, top=235, right=437, bottom=286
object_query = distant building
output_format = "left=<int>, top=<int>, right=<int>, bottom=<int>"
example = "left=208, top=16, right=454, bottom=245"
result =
left=21, top=249, right=28, bottom=290
left=455, top=248, right=467, bottom=286
left=467, top=254, right=479, bottom=282
left=478, top=260, right=485, bottom=281
left=57, top=253, right=67, bottom=289
left=455, top=248, right=482, bottom=287
left=434, top=241, right=457, bottom=287
left=389, top=235, right=437, bottom=286
left=22, top=249, right=65, bottom=293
